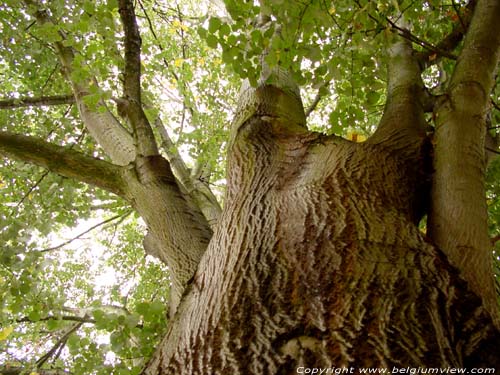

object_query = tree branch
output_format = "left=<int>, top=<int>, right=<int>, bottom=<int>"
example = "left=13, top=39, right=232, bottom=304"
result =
left=429, top=0, right=500, bottom=326
left=16, top=315, right=96, bottom=325
left=0, top=367, right=71, bottom=375
left=0, top=131, right=126, bottom=197
left=305, top=82, right=329, bottom=117
left=15, top=311, right=144, bottom=329
left=0, top=94, right=75, bottom=109
left=385, top=18, right=457, bottom=61
left=23, top=0, right=135, bottom=166
left=118, top=0, right=158, bottom=157
left=39, top=211, right=132, bottom=252
left=369, top=23, right=428, bottom=151
left=416, top=0, right=477, bottom=69
left=36, top=321, right=84, bottom=368
left=153, top=117, right=221, bottom=227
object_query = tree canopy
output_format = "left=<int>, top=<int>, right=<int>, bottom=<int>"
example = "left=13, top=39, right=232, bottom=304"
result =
left=0, top=0, right=499, bottom=374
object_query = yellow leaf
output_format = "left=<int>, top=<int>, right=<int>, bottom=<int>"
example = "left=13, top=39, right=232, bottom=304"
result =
left=0, top=326, right=14, bottom=341
left=30, top=372, right=40, bottom=375
left=174, top=58, right=183, bottom=67
left=347, top=133, right=367, bottom=143
left=329, top=6, right=336, bottom=15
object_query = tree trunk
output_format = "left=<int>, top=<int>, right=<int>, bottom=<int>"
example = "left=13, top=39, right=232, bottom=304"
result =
left=142, top=85, right=500, bottom=374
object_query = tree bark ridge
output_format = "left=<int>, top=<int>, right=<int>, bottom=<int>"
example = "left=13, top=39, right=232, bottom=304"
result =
left=143, top=102, right=499, bottom=373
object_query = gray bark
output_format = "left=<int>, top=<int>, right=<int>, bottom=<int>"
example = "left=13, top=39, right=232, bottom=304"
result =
left=143, top=70, right=499, bottom=373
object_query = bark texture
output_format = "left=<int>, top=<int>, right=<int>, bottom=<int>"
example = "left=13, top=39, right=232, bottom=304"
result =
left=143, top=81, right=499, bottom=373
left=428, top=0, right=500, bottom=325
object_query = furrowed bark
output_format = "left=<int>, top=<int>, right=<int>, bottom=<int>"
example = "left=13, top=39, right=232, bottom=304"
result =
left=24, top=0, right=136, bottom=166
left=144, top=73, right=499, bottom=373
left=142, top=18, right=500, bottom=371
left=0, top=131, right=125, bottom=197
left=428, top=0, right=500, bottom=325
left=368, top=27, right=431, bottom=223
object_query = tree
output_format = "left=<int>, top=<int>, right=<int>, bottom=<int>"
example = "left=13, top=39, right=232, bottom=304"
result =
left=0, top=0, right=500, bottom=373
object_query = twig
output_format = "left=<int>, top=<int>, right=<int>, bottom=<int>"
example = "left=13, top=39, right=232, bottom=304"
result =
left=39, top=211, right=132, bottom=253
left=305, top=82, right=330, bottom=117
left=16, top=315, right=97, bottom=325
left=16, top=170, right=49, bottom=207
left=36, top=321, right=84, bottom=368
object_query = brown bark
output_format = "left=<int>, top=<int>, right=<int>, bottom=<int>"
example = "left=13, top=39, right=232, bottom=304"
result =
left=143, top=81, right=499, bottom=373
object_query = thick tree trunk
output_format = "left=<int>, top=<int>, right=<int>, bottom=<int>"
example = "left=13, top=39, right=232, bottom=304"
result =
left=142, top=84, right=499, bottom=374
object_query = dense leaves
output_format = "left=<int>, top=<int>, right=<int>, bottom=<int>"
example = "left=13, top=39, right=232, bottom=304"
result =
left=0, top=0, right=499, bottom=373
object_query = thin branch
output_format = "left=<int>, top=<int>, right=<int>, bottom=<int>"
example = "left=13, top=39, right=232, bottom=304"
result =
left=353, top=0, right=466, bottom=68
left=15, top=312, right=144, bottom=329
left=17, top=170, right=49, bottom=207
left=138, top=0, right=199, bottom=119
left=385, top=17, right=457, bottom=61
left=486, top=147, right=500, bottom=156
left=0, top=131, right=126, bottom=197
left=416, top=0, right=477, bottom=69
left=138, top=0, right=180, bottom=82
left=305, top=82, right=329, bottom=117
left=16, top=315, right=96, bottom=325
left=118, top=0, right=158, bottom=157
left=39, top=211, right=132, bottom=252
left=36, top=321, right=84, bottom=368
left=0, top=94, right=75, bottom=109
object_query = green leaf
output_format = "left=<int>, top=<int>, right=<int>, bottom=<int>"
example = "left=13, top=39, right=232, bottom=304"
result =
left=366, top=91, right=381, bottom=105
left=219, top=23, right=231, bottom=37
left=208, top=17, right=221, bottom=34
left=206, top=35, right=218, bottom=49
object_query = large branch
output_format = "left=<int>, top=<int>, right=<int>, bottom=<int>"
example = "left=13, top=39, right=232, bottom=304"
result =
left=0, top=94, right=75, bottom=109
left=23, top=0, right=135, bottom=166
left=369, top=25, right=429, bottom=155
left=0, top=131, right=125, bottom=197
left=429, top=0, right=500, bottom=326
left=118, top=0, right=159, bottom=157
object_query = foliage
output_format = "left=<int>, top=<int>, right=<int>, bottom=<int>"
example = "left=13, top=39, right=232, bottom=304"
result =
left=0, top=0, right=499, bottom=373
